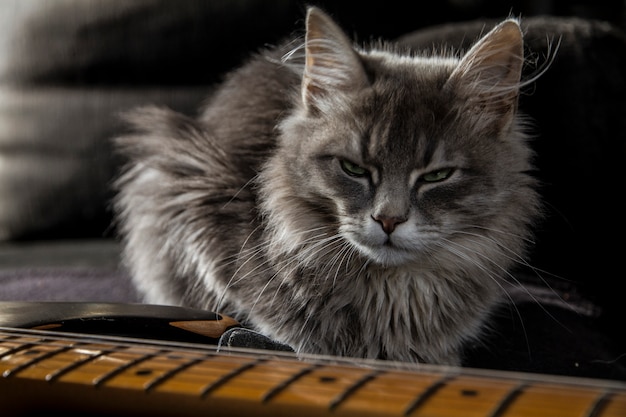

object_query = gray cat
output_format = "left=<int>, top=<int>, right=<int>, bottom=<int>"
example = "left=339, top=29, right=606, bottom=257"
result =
left=114, top=7, right=541, bottom=365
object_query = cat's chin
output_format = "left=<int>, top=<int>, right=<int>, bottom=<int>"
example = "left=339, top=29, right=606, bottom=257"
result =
left=351, top=241, right=414, bottom=267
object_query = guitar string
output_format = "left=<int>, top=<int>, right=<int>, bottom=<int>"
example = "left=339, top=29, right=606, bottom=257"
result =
left=0, top=341, right=36, bottom=362
left=0, top=332, right=169, bottom=385
left=0, top=327, right=219, bottom=355
left=0, top=332, right=63, bottom=378
left=45, top=348, right=114, bottom=382
left=2, top=331, right=626, bottom=417
left=2, top=327, right=458, bottom=380
left=1, top=330, right=624, bottom=417
left=0, top=329, right=266, bottom=394
left=0, top=327, right=455, bottom=376
left=0, top=332, right=116, bottom=382
left=0, top=328, right=232, bottom=369
left=2, top=327, right=626, bottom=403
left=92, top=350, right=165, bottom=388
left=1, top=327, right=300, bottom=365
left=1, top=328, right=324, bottom=397
left=2, top=344, right=73, bottom=378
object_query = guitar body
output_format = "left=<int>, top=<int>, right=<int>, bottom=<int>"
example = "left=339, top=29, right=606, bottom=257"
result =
left=0, top=301, right=240, bottom=344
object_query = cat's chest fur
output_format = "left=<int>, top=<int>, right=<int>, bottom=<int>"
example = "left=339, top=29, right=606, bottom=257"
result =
left=246, top=259, right=496, bottom=364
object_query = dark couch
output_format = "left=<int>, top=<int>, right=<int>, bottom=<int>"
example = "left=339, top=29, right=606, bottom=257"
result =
left=1, top=0, right=625, bottom=382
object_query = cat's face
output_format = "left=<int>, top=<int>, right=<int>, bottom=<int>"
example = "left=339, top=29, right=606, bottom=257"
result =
left=281, top=67, right=522, bottom=267
left=264, top=10, right=536, bottom=272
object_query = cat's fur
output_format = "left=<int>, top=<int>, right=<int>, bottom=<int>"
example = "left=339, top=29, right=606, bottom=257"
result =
left=114, top=7, right=540, bottom=365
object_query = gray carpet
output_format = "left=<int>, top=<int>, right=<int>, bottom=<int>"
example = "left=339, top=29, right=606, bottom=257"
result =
left=0, top=239, right=138, bottom=303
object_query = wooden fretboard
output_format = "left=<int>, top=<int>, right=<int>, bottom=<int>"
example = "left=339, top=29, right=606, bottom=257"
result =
left=1, top=327, right=625, bottom=416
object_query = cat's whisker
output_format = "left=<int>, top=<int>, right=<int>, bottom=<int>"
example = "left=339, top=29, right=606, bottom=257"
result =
left=440, top=236, right=570, bottom=338
left=452, top=228, right=573, bottom=311
left=278, top=40, right=306, bottom=67
left=520, top=34, right=561, bottom=92
left=465, top=224, right=536, bottom=245
left=291, top=233, right=342, bottom=261
left=453, top=228, right=542, bottom=275
left=221, top=175, right=258, bottom=210
left=247, top=271, right=282, bottom=320
left=434, top=238, right=532, bottom=354
left=260, top=231, right=354, bottom=316
left=316, top=237, right=350, bottom=276
left=439, top=234, right=535, bottom=295
left=246, top=229, right=345, bottom=317
left=326, top=243, right=357, bottom=289
left=218, top=248, right=279, bottom=302
left=223, top=224, right=333, bottom=264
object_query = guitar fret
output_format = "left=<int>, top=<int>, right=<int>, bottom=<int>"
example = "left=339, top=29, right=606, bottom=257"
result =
left=144, top=356, right=205, bottom=392
left=585, top=390, right=614, bottom=417
left=487, top=382, right=528, bottom=417
left=2, top=344, right=72, bottom=378
left=403, top=374, right=455, bottom=416
left=328, top=369, right=383, bottom=411
left=261, top=363, right=321, bottom=403
left=0, top=334, right=20, bottom=343
left=44, top=349, right=112, bottom=382
left=199, top=358, right=266, bottom=398
left=92, top=350, right=161, bottom=388
left=0, top=342, right=35, bottom=361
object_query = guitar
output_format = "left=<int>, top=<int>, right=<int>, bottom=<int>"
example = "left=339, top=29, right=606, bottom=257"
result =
left=1, top=302, right=625, bottom=416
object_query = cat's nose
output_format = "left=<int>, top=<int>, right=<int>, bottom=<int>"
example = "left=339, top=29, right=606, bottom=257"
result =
left=372, top=215, right=407, bottom=235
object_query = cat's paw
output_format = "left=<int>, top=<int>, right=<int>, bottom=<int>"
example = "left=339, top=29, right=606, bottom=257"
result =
left=217, top=328, right=295, bottom=353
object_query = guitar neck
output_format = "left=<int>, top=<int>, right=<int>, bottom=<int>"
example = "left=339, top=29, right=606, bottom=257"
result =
left=1, top=327, right=625, bottom=417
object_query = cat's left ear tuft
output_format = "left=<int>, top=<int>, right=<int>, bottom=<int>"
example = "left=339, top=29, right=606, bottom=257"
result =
left=447, top=19, right=524, bottom=132
left=302, top=7, right=369, bottom=114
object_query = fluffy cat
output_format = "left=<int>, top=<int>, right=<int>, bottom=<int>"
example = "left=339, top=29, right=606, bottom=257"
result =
left=114, top=7, right=540, bottom=365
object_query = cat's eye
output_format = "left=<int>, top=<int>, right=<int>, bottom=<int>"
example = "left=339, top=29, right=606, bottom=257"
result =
left=340, top=160, right=369, bottom=177
left=421, top=168, right=453, bottom=183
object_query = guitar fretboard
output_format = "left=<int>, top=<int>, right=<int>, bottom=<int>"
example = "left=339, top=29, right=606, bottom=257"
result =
left=1, top=327, right=625, bottom=416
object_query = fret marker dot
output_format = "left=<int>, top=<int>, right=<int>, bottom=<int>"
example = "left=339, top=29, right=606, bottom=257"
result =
left=319, top=376, right=336, bottom=383
left=461, top=389, right=479, bottom=397
left=135, top=368, right=154, bottom=376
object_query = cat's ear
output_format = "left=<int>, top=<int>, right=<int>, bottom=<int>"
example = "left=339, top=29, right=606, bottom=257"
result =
left=446, top=19, right=524, bottom=132
left=302, top=7, right=369, bottom=114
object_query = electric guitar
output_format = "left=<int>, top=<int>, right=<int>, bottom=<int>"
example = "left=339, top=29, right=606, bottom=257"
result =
left=1, top=301, right=625, bottom=416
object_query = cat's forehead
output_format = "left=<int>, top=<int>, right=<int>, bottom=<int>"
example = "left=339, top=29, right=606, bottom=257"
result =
left=354, top=54, right=462, bottom=168
left=362, top=52, right=459, bottom=119
left=361, top=120, right=458, bottom=175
